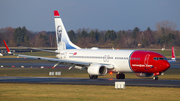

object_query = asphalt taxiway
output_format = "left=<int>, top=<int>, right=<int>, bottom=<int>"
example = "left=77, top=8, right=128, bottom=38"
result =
left=0, top=76, right=180, bottom=87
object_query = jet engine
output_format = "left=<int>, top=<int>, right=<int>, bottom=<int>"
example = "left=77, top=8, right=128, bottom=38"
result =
left=87, top=64, right=107, bottom=76
left=135, top=73, right=153, bottom=77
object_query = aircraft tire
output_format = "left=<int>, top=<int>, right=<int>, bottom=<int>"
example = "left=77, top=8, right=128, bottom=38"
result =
left=121, top=73, right=125, bottom=79
left=153, top=76, right=158, bottom=80
left=89, top=75, right=94, bottom=79
left=94, top=75, right=98, bottom=79
left=89, top=75, right=98, bottom=79
left=116, top=74, right=121, bottom=79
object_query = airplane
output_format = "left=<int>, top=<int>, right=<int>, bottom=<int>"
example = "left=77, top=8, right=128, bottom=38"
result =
left=3, top=10, right=176, bottom=80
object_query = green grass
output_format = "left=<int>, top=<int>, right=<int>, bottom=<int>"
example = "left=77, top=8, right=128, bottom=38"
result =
left=0, top=68, right=180, bottom=80
left=0, top=83, right=180, bottom=101
left=0, top=68, right=89, bottom=77
left=153, top=50, right=180, bottom=58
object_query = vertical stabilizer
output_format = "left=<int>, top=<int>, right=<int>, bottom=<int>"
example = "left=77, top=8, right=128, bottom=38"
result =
left=3, top=40, right=12, bottom=54
left=172, top=46, right=176, bottom=60
left=54, top=10, right=81, bottom=51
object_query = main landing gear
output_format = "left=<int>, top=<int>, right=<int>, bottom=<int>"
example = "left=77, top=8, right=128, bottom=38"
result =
left=116, top=73, right=125, bottom=79
left=89, top=75, right=98, bottom=79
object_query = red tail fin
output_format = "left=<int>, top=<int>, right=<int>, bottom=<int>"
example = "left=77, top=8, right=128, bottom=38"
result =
left=172, top=46, right=175, bottom=60
left=3, top=40, right=11, bottom=54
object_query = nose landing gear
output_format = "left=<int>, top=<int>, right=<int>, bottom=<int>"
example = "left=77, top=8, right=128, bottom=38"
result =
left=153, top=72, right=161, bottom=80
left=153, top=76, right=158, bottom=80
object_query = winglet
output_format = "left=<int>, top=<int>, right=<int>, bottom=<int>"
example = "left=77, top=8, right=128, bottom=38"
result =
left=172, top=46, right=176, bottom=60
left=3, top=40, right=11, bottom=54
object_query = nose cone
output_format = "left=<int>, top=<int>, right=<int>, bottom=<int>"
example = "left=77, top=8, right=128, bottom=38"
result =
left=165, top=61, right=170, bottom=70
left=161, top=60, right=170, bottom=72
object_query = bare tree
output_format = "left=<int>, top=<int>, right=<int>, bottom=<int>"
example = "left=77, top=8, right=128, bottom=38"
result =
left=156, top=20, right=177, bottom=36
left=49, top=33, right=53, bottom=47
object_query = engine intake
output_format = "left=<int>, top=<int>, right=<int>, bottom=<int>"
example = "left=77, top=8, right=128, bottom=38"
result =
left=87, top=64, right=107, bottom=76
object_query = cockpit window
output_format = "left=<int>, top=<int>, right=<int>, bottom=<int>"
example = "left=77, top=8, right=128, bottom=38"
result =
left=154, top=57, right=167, bottom=60
left=154, top=57, right=158, bottom=60
left=159, top=57, right=165, bottom=60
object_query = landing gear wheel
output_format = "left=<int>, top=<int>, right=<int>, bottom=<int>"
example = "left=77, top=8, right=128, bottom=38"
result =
left=121, top=73, right=125, bottom=79
left=89, top=75, right=94, bottom=79
left=153, top=76, right=158, bottom=80
left=116, top=73, right=125, bottom=79
left=89, top=75, right=98, bottom=79
left=116, top=74, right=121, bottom=79
left=94, top=75, right=98, bottom=79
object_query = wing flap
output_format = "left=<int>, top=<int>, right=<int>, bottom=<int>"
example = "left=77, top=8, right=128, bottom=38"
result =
left=18, top=54, right=114, bottom=69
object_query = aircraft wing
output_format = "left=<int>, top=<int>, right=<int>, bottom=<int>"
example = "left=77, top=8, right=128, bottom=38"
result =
left=3, top=40, right=114, bottom=69
left=18, top=54, right=90, bottom=66
left=18, top=54, right=114, bottom=69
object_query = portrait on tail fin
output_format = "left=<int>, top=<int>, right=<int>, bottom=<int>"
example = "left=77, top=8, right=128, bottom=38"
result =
left=57, top=25, right=62, bottom=43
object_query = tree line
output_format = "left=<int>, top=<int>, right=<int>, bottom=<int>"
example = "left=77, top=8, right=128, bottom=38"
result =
left=0, top=20, right=179, bottom=49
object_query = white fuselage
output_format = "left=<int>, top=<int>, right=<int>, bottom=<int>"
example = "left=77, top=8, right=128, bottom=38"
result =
left=57, top=49, right=135, bottom=72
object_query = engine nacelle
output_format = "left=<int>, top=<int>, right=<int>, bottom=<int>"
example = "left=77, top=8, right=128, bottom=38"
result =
left=135, top=73, right=153, bottom=77
left=87, top=64, right=107, bottom=76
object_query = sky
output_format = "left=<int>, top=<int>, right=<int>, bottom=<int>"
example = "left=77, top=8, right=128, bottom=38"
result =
left=0, top=0, right=180, bottom=32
